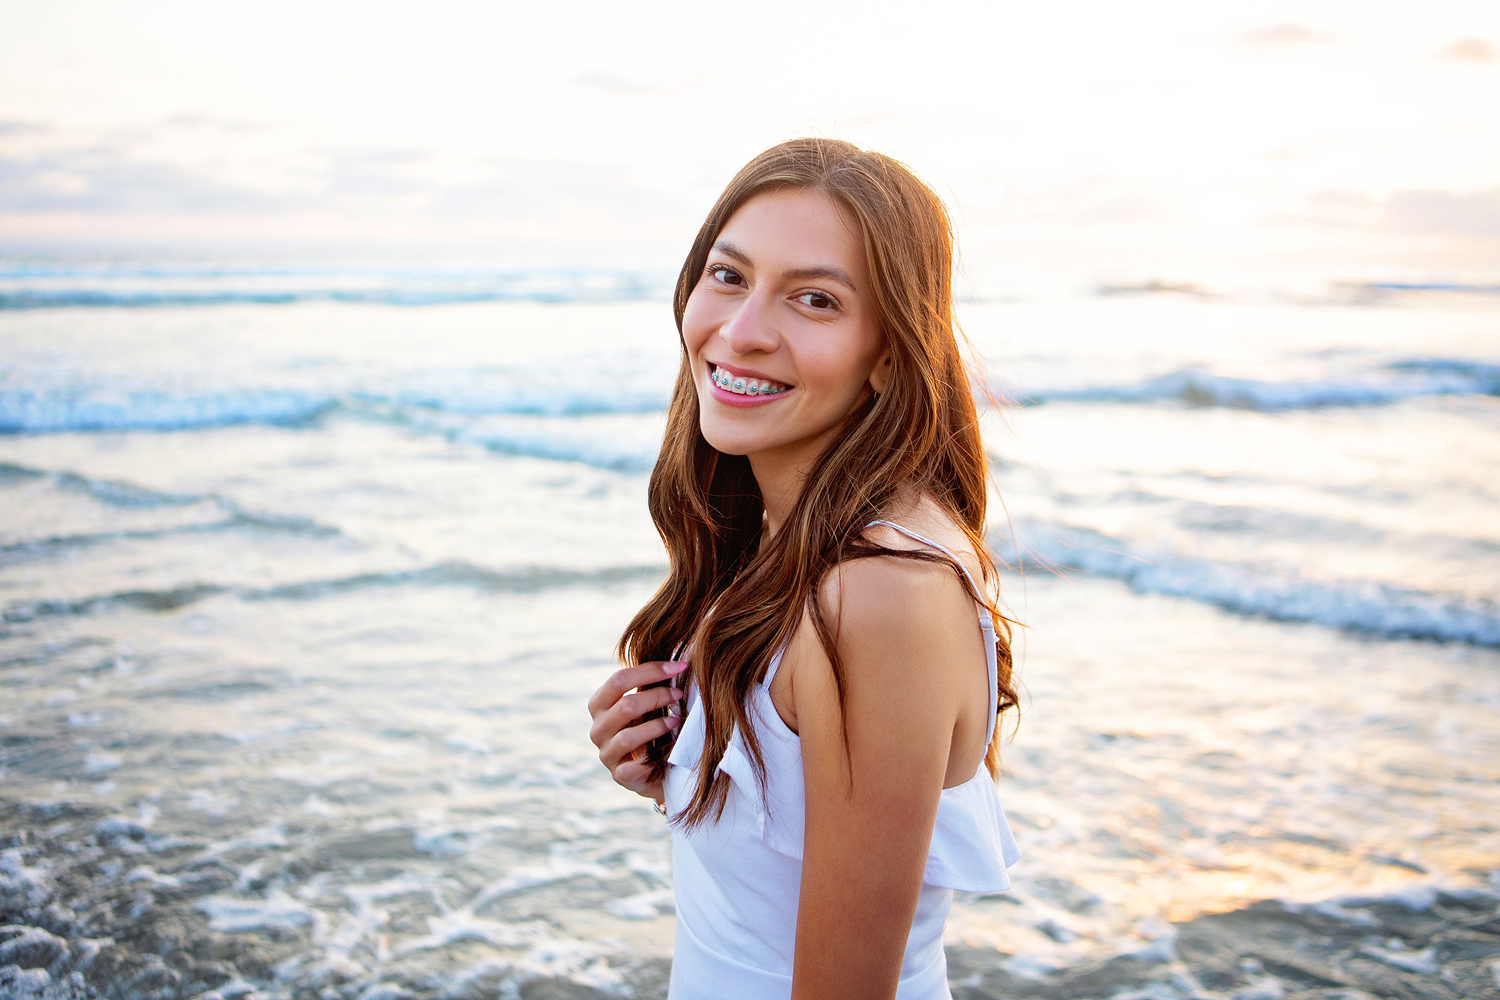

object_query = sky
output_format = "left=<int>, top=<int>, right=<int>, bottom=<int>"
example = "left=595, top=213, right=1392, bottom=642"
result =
left=1, top=0, right=1497, bottom=288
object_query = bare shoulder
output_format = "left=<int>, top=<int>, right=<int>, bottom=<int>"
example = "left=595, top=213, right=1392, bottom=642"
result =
left=863, top=496, right=988, bottom=591
left=813, top=499, right=986, bottom=675
left=773, top=497, right=989, bottom=735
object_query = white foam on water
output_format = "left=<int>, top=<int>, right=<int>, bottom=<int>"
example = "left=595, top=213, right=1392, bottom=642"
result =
left=1000, top=518, right=1500, bottom=645
left=185, top=789, right=241, bottom=815
left=509, top=937, right=626, bottom=993
left=198, top=891, right=321, bottom=934
left=188, top=823, right=289, bottom=867
left=1302, top=901, right=1380, bottom=927
left=356, top=984, right=408, bottom=1000
left=1020, top=358, right=1500, bottom=411
left=412, top=809, right=518, bottom=858
left=395, top=912, right=533, bottom=954
left=999, top=953, right=1066, bottom=981
left=81, top=752, right=121, bottom=775
left=415, top=411, right=666, bottom=473
left=0, top=387, right=334, bottom=434
left=603, top=887, right=674, bottom=920
left=0, top=262, right=674, bottom=310
left=1337, top=883, right=1441, bottom=912
left=1359, top=944, right=1441, bottom=974
left=468, top=856, right=613, bottom=913
left=124, top=866, right=180, bottom=888
left=314, top=874, right=440, bottom=973
left=435, top=960, right=513, bottom=1000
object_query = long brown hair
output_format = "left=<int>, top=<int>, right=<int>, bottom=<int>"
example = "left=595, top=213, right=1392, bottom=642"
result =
left=618, top=137, right=1017, bottom=829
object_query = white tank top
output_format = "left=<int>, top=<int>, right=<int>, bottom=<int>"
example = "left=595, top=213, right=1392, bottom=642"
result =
left=663, top=521, right=1020, bottom=1000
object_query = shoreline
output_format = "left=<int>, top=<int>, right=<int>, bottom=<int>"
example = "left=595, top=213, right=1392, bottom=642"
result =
left=4, top=799, right=1495, bottom=1000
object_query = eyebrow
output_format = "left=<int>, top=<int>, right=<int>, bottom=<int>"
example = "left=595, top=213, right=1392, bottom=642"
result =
left=711, top=240, right=858, bottom=292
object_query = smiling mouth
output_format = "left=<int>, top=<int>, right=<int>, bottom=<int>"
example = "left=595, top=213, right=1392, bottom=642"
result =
left=709, top=364, right=791, bottom=397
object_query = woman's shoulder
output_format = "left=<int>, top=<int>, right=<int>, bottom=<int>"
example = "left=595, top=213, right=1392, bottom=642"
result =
left=818, top=498, right=986, bottom=636
left=862, top=498, right=985, bottom=584
left=783, top=500, right=988, bottom=740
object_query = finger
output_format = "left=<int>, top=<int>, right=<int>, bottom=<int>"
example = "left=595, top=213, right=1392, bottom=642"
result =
left=594, top=692, right=684, bottom=755
left=589, top=684, right=684, bottom=748
left=589, top=683, right=681, bottom=748
left=609, top=760, right=659, bottom=796
left=599, top=714, right=681, bottom=769
left=587, top=661, right=688, bottom=716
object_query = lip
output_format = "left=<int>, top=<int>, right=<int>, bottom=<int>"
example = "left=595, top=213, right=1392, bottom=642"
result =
left=705, top=362, right=794, bottom=409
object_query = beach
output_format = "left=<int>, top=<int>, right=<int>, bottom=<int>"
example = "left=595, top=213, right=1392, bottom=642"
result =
left=1, top=269, right=1498, bottom=1000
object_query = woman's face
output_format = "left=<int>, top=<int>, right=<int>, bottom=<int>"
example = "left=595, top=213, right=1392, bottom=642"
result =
left=681, top=187, right=889, bottom=468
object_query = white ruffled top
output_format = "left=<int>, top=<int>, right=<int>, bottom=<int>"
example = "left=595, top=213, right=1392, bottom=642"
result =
left=663, top=521, right=1020, bottom=1000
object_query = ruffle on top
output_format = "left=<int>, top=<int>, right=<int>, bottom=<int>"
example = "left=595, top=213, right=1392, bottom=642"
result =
left=666, top=675, right=1019, bottom=894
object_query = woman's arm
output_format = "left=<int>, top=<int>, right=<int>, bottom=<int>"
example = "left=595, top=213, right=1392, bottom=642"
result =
left=787, top=556, right=983, bottom=1000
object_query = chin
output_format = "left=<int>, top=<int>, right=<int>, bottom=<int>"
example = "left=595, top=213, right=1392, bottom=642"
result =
left=697, top=427, right=759, bottom=458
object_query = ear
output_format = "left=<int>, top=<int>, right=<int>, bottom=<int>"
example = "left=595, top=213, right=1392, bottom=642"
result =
left=868, top=350, right=893, bottom=394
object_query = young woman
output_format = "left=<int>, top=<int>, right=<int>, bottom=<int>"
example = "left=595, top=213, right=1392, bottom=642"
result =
left=587, top=138, right=1019, bottom=1000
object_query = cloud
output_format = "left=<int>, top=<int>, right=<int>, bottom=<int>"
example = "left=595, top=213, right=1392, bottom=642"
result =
left=1385, top=187, right=1500, bottom=238
left=1437, top=37, right=1496, bottom=63
left=0, top=145, right=281, bottom=214
left=321, top=147, right=433, bottom=201
left=0, top=121, right=50, bottom=137
left=0, top=118, right=705, bottom=236
left=1297, top=187, right=1500, bottom=239
left=1235, top=23, right=1334, bottom=48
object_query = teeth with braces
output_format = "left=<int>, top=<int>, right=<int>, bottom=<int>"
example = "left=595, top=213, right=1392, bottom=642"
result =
left=712, top=367, right=788, bottom=396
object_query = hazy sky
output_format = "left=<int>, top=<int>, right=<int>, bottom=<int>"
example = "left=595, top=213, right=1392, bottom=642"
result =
left=1, top=0, right=1496, bottom=285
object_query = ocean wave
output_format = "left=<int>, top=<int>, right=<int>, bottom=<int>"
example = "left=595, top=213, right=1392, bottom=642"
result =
left=7, top=349, right=1497, bottom=440
left=0, top=512, right=340, bottom=568
left=0, top=287, right=658, bottom=309
left=1021, top=358, right=1500, bottom=410
left=368, top=364, right=672, bottom=417
left=2, top=562, right=663, bottom=622
left=0, top=266, right=672, bottom=310
left=399, top=411, right=666, bottom=473
left=996, top=519, right=1500, bottom=646
left=0, top=371, right=673, bottom=435
left=0, top=387, right=335, bottom=434
left=0, top=461, right=344, bottom=564
left=243, top=561, right=664, bottom=601
left=3, top=583, right=230, bottom=622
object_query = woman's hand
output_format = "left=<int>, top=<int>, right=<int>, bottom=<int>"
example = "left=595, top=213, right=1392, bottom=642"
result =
left=587, top=660, right=687, bottom=802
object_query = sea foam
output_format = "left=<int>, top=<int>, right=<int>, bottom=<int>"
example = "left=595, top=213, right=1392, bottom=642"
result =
left=996, top=518, right=1500, bottom=646
left=1016, top=358, right=1500, bottom=410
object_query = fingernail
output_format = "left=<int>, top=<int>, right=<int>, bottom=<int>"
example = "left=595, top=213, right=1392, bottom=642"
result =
left=665, top=715, right=682, bottom=728
left=670, top=688, right=684, bottom=699
left=664, top=661, right=688, bottom=675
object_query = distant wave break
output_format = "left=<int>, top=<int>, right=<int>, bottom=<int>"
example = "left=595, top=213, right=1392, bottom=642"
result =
left=995, top=519, right=1500, bottom=647
left=1016, top=359, right=1500, bottom=410
left=5, top=356, right=1498, bottom=439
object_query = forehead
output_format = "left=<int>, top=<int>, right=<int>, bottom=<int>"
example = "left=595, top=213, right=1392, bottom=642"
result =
left=717, top=188, right=865, bottom=278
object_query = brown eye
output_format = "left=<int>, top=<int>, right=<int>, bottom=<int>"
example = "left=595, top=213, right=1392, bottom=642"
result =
left=708, top=265, right=745, bottom=287
left=796, top=290, right=838, bottom=311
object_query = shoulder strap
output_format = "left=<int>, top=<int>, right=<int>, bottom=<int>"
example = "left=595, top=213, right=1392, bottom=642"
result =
left=762, top=644, right=788, bottom=688
left=865, top=521, right=988, bottom=610
left=865, top=520, right=1000, bottom=747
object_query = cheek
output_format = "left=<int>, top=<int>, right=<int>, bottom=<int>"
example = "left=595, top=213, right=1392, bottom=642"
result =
left=679, top=288, right=715, bottom=358
left=799, top=337, right=877, bottom=398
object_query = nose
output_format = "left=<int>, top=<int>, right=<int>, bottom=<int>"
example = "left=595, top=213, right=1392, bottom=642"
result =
left=719, top=289, right=779, bottom=356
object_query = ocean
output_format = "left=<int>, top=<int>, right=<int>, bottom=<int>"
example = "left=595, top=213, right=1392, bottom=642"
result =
left=1, top=258, right=1498, bottom=1000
